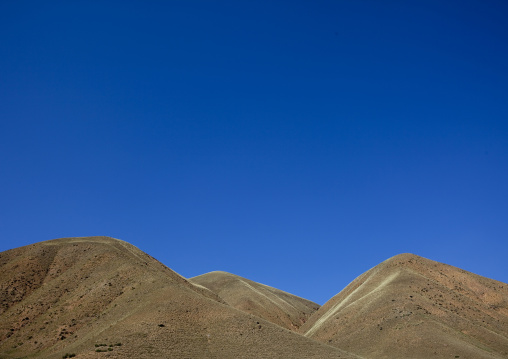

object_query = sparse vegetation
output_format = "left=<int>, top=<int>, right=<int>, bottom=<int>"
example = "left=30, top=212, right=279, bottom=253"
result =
left=94, top=342, right=122, bottom=352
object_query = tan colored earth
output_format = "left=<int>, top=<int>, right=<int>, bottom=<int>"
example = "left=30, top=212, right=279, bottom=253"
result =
left=0, top=237, right=356, bottom=359
left=1, top=237, right=507, bottom=358
left=190, top=271, right=319, bottom=331
left=300, top=253, right=508, bottom=358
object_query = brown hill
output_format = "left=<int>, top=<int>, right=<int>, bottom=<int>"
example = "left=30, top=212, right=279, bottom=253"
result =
left=190, top=271, right=319, bottom=331
left=0, top=237, right=358, bottom=359
left=300, top=253, right=508, bottom=359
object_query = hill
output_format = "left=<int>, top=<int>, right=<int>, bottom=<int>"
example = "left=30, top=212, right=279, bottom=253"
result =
left=300, top=253, right=508, bottom=359
left=190, top=271, right=319, bottom=331
left=0, top=237, right=357, bottom=359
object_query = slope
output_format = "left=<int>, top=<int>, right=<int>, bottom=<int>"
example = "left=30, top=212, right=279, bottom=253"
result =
left=190, top=271, right=319, bottom=331
left=0, top=237, right=358, bottom=359
left=300, top=253, right=508, bottom=359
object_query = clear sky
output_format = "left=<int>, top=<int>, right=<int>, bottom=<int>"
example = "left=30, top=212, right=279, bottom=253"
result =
left=1, top=1, right=507, bottom=304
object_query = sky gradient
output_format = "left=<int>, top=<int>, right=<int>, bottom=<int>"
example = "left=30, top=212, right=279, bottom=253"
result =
left=1, top=0, right=507, bottom=304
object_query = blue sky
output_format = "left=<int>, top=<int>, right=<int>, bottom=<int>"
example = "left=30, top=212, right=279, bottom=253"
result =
left=1, top=1, right=507, bottom=304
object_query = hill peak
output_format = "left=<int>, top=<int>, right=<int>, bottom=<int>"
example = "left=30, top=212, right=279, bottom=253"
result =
left=44, top=236, right=124, bottom=245
left=384, top=252, right=422, bottom=262
left=197, top=270, right=235, bottom=277
left=379, top=253, right=437, bottom=269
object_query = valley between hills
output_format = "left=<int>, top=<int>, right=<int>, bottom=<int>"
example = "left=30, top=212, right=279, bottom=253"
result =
left=1, top=237, right=507, bottom=358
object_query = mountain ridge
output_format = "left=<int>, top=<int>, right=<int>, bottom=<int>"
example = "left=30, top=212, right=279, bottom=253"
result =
left=0, top=237, right=358, bottom=359
left=1, top=238, right=507, bottom=358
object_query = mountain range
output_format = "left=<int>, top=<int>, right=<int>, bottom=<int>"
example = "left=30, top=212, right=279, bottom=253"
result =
left=1, top=237, right=507, bottom=358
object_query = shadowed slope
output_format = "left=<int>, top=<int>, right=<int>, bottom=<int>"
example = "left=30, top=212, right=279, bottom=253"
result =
left=0, top=237, right=358, bottom=359
left=300, top=253, right=508, bottom=359
left=190, top=271, right=319, bottom=331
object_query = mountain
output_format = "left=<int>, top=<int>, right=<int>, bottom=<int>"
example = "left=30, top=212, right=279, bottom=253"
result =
left=0, top=237, right=357, bottom=359
left=300, top=253, right=508, bottom=359
left=190, top=271, right=319, bottom=331
left=2, top=238, right=507, bottom=359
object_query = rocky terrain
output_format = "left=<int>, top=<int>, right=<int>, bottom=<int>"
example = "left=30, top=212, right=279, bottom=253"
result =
left=1, top=237, right=507, bottom=358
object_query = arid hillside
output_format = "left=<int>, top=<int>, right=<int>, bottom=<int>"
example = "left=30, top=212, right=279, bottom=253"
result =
left=191, top=271, right=319, bottom=331
left=1, top=238, right=507, bottom=359
left=300, top=253, right=508, bottom=359
left=0, top=237, right=357, bottom=359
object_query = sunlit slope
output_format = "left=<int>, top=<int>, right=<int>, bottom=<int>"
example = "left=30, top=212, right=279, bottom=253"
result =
left=191, top=271, right=319, bottom=331
left=0, top=237, right=358, bottom=359
left=300, top=253, right=508, bottom=359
